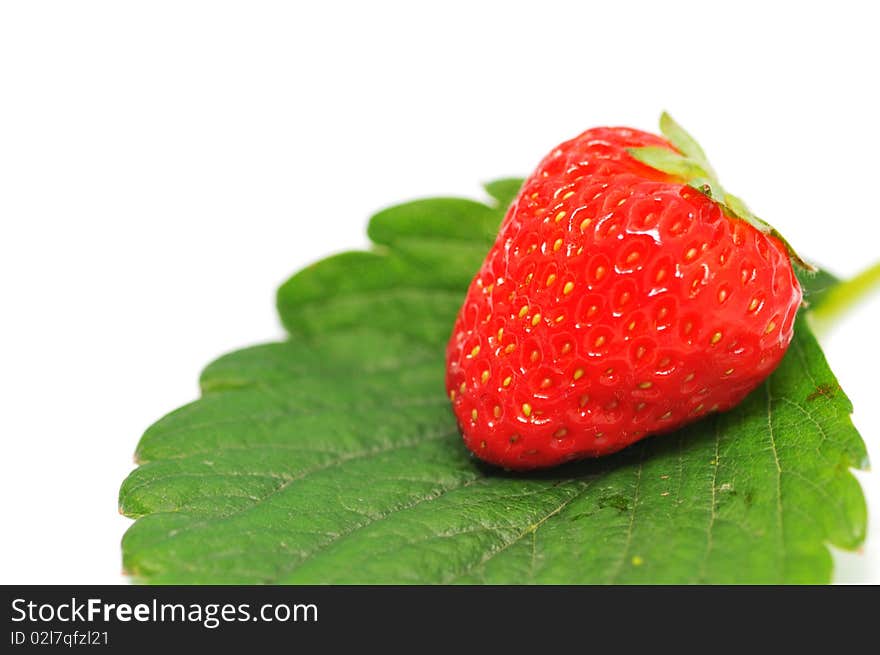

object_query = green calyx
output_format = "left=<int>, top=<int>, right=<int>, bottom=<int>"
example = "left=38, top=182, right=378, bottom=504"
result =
left=628, top=112, right=815, bottom=272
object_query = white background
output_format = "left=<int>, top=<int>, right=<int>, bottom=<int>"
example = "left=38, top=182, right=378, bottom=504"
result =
left=1, top=1, right=878, bottom=584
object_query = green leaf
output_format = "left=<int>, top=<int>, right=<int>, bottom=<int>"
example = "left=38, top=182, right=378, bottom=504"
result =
left=723, top=193, right=815, bottom=272
left=627, top=146, right=710, bottom=180
left=797, top=268, right=840, bottom=310
left=483, top=177, right=524, bottom=210
left=637, top=113, right=816, bottom=273
left=660, top=111, right=714, bottom=176
left=688, top=186, right=816, bottom=273
left=119, top=182, right=868, bottom=584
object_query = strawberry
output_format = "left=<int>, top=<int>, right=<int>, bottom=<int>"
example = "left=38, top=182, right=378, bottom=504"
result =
left=446, top=113, right=805, bottom=470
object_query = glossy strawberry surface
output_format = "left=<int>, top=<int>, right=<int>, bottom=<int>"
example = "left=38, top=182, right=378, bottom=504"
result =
left=446, top=126, right=802, bottom=469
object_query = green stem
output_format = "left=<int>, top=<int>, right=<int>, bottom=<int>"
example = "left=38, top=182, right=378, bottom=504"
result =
left=810, top=260, right=880, bottom=328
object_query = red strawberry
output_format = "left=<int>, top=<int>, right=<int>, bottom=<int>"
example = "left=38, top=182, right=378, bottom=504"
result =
left=446, top=113, right=804, bottom=470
